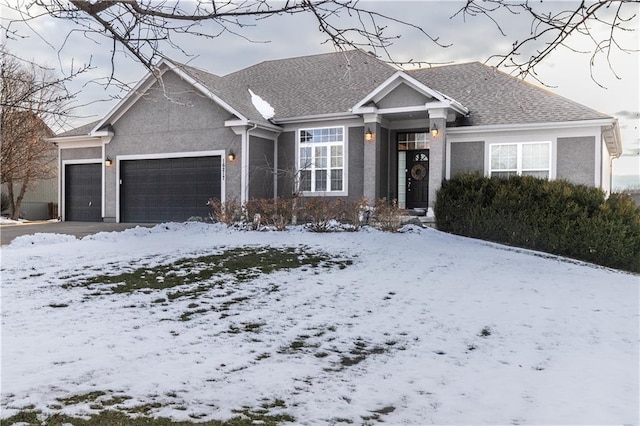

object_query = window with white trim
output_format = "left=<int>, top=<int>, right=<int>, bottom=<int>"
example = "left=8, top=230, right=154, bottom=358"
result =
left=490, top=142, right=551, bottom=179
left=298, top=127, right=345, bottom=193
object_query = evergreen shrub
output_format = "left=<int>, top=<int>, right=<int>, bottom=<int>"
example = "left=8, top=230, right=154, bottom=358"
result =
left=435, top=174, right=640, bottom=273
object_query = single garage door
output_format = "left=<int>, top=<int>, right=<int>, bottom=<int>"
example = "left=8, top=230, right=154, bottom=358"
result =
left=120, top=156, right=222, bottom=223
left=65, top=163, right=102, bottom=221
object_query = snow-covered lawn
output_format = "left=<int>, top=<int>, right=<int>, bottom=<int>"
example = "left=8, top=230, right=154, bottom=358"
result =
left=0, top=216, right=28, bottom=225
left=1, top=223, right=638, bottom=424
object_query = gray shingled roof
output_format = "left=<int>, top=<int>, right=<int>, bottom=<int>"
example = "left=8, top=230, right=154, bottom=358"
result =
left=60, top=51, right=612, bottom=136
left=406, top=62, right=610, bottom=126
left=56, top=120, right=101, bottom=137
left=177, top=51, right=609, bottom=126
left=175, top=50, right=397, bottom=124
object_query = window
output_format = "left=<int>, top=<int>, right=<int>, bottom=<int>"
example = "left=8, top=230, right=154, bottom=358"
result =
left=490, top=142, right=550, bottom=179
left=397, top=132, right=430, bottom=151
left=299, top=127, right=345, bottom=193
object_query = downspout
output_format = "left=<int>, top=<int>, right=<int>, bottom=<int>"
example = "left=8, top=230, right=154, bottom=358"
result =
left=102, top=142, right=106, bottom=220
left=603, top=122, right=623, bottom=194
left=610, top=150, right=622, bottom=194
left=241, top=123, right=258, bottom=204
left=55, top=142, right=61, bottom=220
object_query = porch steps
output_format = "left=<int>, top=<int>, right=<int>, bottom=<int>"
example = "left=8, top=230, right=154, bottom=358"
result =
left=399, top=208, right=436, bottom=229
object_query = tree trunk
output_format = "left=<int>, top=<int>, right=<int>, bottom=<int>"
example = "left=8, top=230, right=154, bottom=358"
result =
left=12, top=176, right=30, bottom=220
left=7, top=181, right=17, bottom=220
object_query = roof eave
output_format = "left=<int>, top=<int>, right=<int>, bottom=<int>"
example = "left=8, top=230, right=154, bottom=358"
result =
left=166, top=60, right=248, bottom=121
left=602, top=119, right=623, bottom=158
left=447, top=118, right=619, bottom=134
left=273, top=111, right=360, bottom=124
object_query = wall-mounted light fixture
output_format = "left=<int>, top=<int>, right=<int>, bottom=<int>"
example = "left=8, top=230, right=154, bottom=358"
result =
left=105, top=157, right=113, bottom=167
left=365, top=127, right=374, bottom=141
left=227, top=151, right=236, bottom=162
left=430, top=124, right=439, bottom=137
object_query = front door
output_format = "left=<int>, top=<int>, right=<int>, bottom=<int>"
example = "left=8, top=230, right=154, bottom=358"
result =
left=406, top=150, right=429, bottom=209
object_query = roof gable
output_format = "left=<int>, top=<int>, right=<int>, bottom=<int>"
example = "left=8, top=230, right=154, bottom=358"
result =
left=90, top=59, right=249, bottom=133
left=352, top=71, right=469, bottom=116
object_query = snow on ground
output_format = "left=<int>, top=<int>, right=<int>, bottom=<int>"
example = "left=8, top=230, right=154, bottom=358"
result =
left=1, top=223, right=638, bottom=424
left=0, top=217, right=28, bottom=225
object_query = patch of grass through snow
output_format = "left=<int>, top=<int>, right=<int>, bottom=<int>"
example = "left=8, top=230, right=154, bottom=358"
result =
left=60, top=246, right=352, bottom=321
left=4, top=397, right=294, bottom=425
left=63, top=246, right=352, bottom=295
left=337, top=338, right=388, bottom=368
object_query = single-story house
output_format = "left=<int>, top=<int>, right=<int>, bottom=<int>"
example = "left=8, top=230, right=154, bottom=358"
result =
left=51, top=49, right=622, bottom=223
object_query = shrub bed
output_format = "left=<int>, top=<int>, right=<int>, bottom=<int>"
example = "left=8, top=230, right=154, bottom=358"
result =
left=435, top=174, right=640, bottom=273
left=209, top=197, right=403, bottom=232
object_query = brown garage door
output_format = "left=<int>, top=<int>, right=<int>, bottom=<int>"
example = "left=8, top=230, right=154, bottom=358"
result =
left=120, top=156, right=222, bottom=223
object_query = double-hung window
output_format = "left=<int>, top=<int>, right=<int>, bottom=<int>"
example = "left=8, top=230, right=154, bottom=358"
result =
left=299, top=127, right=345, bottom=193
left=490, top=142, right=551, bottom=179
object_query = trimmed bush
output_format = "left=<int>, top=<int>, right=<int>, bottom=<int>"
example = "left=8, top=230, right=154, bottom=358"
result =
left=208, top=198, right=243, bottom=225
left=373, top=198, right=402, bottom=232
left=299, top=197, right=369, bottom=232
left=245, top=197, right=294, bottom=231
left=435, top=174, right=640, bottom=273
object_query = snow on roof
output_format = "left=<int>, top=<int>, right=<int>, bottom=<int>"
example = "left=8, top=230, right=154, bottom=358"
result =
left=248, top=89, right=275, bottom=120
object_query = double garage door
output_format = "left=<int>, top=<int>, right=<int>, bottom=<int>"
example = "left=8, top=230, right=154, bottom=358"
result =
left=64, top=156, right=222, bottom=223
left=120, top=156, right=221, bottom=223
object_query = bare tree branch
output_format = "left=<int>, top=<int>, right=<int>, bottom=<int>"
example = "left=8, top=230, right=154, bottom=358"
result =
left=1, top=1, right=637, bottom=89
left=0, top=47, right=89, bottom=218
left=455, top=0, right=638, bottom=86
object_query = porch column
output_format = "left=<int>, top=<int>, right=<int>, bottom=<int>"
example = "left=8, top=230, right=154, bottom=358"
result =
left=428, top=109, right=447, bottom=208
left=363, top=115, right=380, bottom=203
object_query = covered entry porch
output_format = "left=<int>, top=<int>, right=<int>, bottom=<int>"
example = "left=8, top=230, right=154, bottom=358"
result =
left=360, top=108, right=450, bottom=210
left=353, top=71, right=469, bottom=209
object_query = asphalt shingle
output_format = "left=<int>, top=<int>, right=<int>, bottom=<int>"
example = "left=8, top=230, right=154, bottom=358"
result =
left=60, top=50, right=613, bottom=136
left=407, top=62, right=610, bottom=126
left=56, top=120, right=101, bottom=137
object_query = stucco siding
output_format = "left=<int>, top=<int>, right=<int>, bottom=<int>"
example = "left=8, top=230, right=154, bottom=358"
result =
left=557, top=136, right=596, bottom=186
left=276, top=131, right=296, bottom=198
left=61, top=147, right=101, bottom=161
left=377, top=83, right=431, bottom=109
left=249, top=136, right=274, bottom=199
left=377, top=127, right=389, bottom=199
left=450, top=141, right=485, bottom=177
left=349, top=126, right=365, bottom=201
left=104, top=70, right=240, bottom=217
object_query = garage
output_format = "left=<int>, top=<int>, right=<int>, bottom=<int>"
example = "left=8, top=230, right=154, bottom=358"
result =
left=119, top=156, right=222, bottom=223
left=65, top=163, right=102, bottom=221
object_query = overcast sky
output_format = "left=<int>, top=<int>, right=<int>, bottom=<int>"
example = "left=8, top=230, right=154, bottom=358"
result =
left=3, top=1, right=639, bottom=185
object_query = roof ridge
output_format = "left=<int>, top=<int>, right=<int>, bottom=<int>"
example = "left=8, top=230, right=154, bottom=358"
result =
left=224, top=48, right=395, bottom=78
left=165, top=59, right=221, bottom=79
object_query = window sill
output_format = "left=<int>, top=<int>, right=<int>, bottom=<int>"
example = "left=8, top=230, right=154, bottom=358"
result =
left=300, top=191, right=348, bottom=197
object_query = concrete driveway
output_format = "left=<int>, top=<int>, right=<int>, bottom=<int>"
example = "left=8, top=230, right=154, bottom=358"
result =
left=1, top=222, right=156, bottom=246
